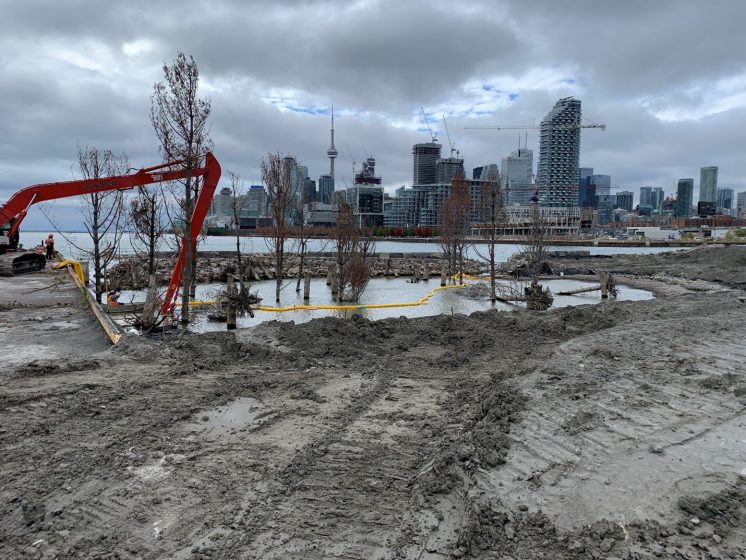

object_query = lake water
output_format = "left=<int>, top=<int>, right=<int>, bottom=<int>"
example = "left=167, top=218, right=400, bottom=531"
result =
left=20, top=230, right=683, bottom=264
left=118, top=276, right=654, bottom=332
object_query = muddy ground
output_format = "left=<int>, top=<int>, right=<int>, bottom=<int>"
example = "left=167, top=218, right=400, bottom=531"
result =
left=1, top=248, right=745, bottom=559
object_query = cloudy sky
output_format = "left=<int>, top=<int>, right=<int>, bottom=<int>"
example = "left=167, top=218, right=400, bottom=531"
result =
left=2, top=0, right=745, bottom=230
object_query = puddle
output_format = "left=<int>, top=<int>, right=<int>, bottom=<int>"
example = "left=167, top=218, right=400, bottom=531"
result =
left=185, top=397, right=275, bottom=439
left=120, top=277, right=655, bottom=332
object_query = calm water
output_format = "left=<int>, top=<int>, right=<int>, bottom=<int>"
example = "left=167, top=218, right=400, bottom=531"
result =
left=20, top=230, right=684, bottom=264
left=118, top=276, right=654, bottom=332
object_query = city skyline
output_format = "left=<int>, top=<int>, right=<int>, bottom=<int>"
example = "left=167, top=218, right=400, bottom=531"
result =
left=2, top=1, right=745, bottom=229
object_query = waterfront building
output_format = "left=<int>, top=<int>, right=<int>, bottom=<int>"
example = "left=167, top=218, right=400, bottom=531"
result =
left=245, top=185, right=268, bottom=218
left=318, top=175, right=334, bottom=205
left=436, top=157, right=465, bottom=185
left=699, top=166, right=718, bottom=203
left=717, top=188, right=734, bottom=213
left=412, top=143, right=442, bottom=185
left=616, top=191, right=634, bottom=212
left=344, top=156, right=384, bottom=227
left=676, top=179, right=694, bottom=218
left=501, top=148, right=533, bottom=205
left=537, top=97, right=582, bottom=207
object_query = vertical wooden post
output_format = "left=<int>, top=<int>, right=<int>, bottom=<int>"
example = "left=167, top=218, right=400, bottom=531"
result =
left=227, top=275, right=237, bottom=330
left=303, top=271, right=311, bottom=301
left=423, top=262, right=429, bottom=281
left=413, top=264, right=420, bottom=283
left=440, top=266, right=447, bottom=287
left=326, top=266, right=332, bottom=286
left=331, top=264, right=338, bottom=297
left=600, top=273, right=608, bottom=299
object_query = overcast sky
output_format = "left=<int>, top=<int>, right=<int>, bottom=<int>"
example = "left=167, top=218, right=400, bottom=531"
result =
left=2, top=0, right=745, bottom=230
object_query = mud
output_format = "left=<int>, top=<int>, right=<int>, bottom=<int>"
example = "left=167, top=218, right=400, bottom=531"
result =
left=1, top=250, right=745, bottom=559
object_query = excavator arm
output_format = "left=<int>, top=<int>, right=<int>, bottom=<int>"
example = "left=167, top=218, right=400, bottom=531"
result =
left=0, top=152, right=222, bottom=317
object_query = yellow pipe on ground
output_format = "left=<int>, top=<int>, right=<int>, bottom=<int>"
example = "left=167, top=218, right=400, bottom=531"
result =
left=52, top=260, right=85, bottom=285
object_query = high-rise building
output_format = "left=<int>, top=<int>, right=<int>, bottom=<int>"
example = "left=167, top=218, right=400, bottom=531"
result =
left=318, top=175, right=333, bottom=205
left=246, top=185, right=268, bottom=218
left=302, top=177, right=316, bottom=203
left=537, top=97, right=582, bottom=207
left=501, top=148, right=533, bottom=205
left=592, top=174, right=611, bottom=196
left=436, top=157, right=465, bottom=184
left=412, top=143, right=441, bottom=185
left=676, top=179, right=694, bottom=218
left=699, top=166, right=718, bottom=203
left=597, top=194, right=616, bottom=225
left=474, top=164, right=499, bottom=181
left=737, top=191, right=746, bottom=217
left=651, top=187, right=664, bottom=212
left=578, top=167, right=594, bottom=208
left=616, top=191, right=634, bottom=212
left=716, top=188, right=734, bottom=213
left=639, top=186, right=653, bottom=207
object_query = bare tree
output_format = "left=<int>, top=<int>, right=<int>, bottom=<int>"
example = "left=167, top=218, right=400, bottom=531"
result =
left=78, top=146, right=128, bottom=303
left=150, top=51, right=211, bottom=324
left=438, top=175, right=471, bottom=284
left=333, top=202, right=373, bottom=302
left=520, top=202, right=553, bottom=310
left=474, top=169, right=505, bottom=301
left=129, top=186, right=166, bottom=278
left=261, top=153, right=298, bottom=303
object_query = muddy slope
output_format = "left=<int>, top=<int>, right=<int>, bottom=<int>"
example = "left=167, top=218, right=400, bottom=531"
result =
left=1, top=290, right=745, bottom=558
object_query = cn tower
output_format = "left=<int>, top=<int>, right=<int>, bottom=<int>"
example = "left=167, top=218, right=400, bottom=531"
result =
left=327, top=105, right=338, bottom=188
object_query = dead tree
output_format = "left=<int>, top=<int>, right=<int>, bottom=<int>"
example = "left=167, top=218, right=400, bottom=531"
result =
left=474, top=168, right=505, bottom=301
left=78, top=146, right=128, bottom=303
left=129, top=185, right=166, bottom=278
left=150, top=51, right=212, bottom=324
left=261, top=153, right=298, bottom=303
left=438, top=175, right=471, bottom=284
left=520, top=203, right=553, bottom=310
left=333, top=202, right=372, bottom=302
left=293, top=194, right=311, bottom=293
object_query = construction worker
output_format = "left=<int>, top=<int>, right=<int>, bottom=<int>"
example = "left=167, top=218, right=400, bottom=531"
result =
left=107, top=290, right=121, bottom=307
left=45, top=234, right=55, bottom=260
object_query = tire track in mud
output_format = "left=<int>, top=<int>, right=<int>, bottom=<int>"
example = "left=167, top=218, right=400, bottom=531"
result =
left=210, top=364, right=444, bottom=559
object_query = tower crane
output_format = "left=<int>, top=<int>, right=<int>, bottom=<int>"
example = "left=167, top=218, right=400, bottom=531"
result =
left=441, top=114, right=459, bottom=158
left=464, top=118, right=606, bottom=132
left=419, top=107, right=438, bottom=143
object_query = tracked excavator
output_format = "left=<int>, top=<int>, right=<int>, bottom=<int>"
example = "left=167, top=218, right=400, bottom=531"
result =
left=0, top=153, right=222, bottom=317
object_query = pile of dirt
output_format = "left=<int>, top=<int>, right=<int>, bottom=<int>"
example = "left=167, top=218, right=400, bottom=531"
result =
left=550, top=245, right=746, bottom=289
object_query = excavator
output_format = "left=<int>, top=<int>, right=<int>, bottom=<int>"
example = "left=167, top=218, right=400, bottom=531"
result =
left=0, top=152, right=222, bottom=317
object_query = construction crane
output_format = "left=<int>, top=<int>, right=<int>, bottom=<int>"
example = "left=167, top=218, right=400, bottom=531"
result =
left=0, top=153, right=222, bottom=317
left=441, top=114, right=459, bottom=158
left=419, top=107, right=438, bottom=143
left=464, top=117, right=606, bottom=131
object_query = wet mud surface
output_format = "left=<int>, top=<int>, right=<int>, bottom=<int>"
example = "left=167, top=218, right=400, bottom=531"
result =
left=1, top=249, right=745, bottom=559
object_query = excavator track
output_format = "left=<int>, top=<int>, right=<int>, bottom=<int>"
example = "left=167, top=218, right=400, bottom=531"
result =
left=0, top=251, right=47, bottom=276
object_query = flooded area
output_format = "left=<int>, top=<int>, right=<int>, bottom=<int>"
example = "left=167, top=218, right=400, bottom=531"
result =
left=119, top=276, right=654, bottom=331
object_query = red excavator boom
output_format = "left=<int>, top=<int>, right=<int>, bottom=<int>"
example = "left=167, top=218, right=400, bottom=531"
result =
left=0, top=152, right=222, bottom=317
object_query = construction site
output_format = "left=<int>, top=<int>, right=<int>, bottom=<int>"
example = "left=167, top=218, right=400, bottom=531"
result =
left=0, top=242, right=743, bottom=559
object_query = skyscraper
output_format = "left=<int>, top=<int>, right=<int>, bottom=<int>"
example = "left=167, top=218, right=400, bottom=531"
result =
left=676, top=179, right=694, bottom=218
left=716, top=188, right=734, bottom=213
left=318, top=175, right=333, bottom=205
left=436, top=157, right=465, bottom=184
left=578, top=167, right=594, bottom=208
left=412, top=143, right=441, bottom=185
left=737, top=191, right=746, bottom=217
left=501, top=148, right=533, bottom=205
left=615, top=191, right=634, bottom=212
left=651, top=187, right=664, bottom=212
left=592, top=174, right=611, bottom=196
left=699, top=166, right=718, bottom=203
left=639, top=186, right=653, bottom=207
left=537, top=97, right=582, bottom=207
left=327, top=107, right=338, bottom=189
